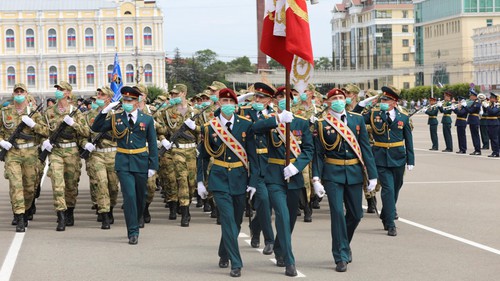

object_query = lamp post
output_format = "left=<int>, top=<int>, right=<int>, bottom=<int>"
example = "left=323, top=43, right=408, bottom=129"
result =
left=133, top=46, right=144, bottom=84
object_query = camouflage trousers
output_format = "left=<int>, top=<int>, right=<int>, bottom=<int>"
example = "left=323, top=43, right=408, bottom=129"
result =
left=146, top=172, right=157, bottom=204
left=48, top=147, right=81, bottom=211
left=87, top=151, right=119, bottom=213
left=170, top=147, right=196, bottom=207
left=4, top=146, right=38, bottom=214
left=159, top=150, right=176, bottom=202
left=35, top=157, right=45, bottom=196
left=301, top=163, right=313, bottom=203
left=85, top=159, right=97, bottom=205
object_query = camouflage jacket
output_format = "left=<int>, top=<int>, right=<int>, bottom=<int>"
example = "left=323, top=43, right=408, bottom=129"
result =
left=43, top=103, right=89, bottom=147
left=0, top=104, right=47, bottom=145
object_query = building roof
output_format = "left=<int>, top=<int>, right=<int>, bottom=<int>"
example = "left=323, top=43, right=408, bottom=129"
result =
left=335, top=4, right=346, bottom=12
left=0, top=0, right=118, bottom=11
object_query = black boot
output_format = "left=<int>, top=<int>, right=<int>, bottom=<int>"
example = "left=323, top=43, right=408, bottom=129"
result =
left=303, top=202, right=312, bottom=223
left=97, top=212, right=103, bottom=222
left=56, top=211, right=66, bottom=231
left=65, top=207, right=74, bottom=226
left=11, top=214, right=17, bottom=226
left=312, top=196, right=321, bottom=209
left=169, top=201, right=177, bottom=220
left=31, top=201, right=37, bottom=215
left=210, top=200, right=217, bottom=218
left=101, top=212, right=110, bottom=230
left=26, top=204, right=34, bottom=221
left=109, top=206, right=115, bottom=224
left=367, top=197, right=377, bottom=214
left=15, top=214, right=25, bottom=232
left=180, top=206, right=189, bottom=227
left=144, top=203, right=151, bottom=223
left=196, top=194, right=203, bottom=208
left=203, top=199, right=211, bottom=212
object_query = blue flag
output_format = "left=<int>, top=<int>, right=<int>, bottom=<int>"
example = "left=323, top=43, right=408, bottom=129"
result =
left=110, top=53, right=123, bottom=102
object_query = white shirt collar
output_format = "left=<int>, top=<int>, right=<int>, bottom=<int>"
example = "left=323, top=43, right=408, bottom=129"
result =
left=329, top=109, right=347, bottom=124
left=387, top=108, right=396, bottom=121
left=220, top=114, right=235, bottom=130
left=127, top=109, right=138, bottom=123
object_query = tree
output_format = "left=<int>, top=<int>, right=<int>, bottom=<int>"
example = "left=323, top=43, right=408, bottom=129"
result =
left=227, top=56, right=255, bottom=73
left=195, top=49, right=218, bottom=69
left=314, top=57, right=332, bottom=70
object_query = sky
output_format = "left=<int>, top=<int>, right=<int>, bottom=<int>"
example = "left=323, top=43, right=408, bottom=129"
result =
left=157, top=0, right=342, bottom=62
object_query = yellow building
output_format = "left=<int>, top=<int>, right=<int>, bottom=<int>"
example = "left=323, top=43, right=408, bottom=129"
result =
left=0, top=0, right=165, bottom=97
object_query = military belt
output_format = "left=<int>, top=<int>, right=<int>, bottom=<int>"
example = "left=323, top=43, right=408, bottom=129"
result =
left=443, top=114, right=451, bottom=116
left=256, top=148, right=268, bottom=154
left=485, top=117, right=498, bottom=120
left=457, top=117, right=467, bottom=121
left=373, top=141, right=404, bottom=148
left=16, top=142, right=36, bottom=149
left=213, top=159, right=244, bottom=169
left=59, top=142, right=77, bottom=148
left=117, top=147, right=147, bottom=154
left=429, top=116, right=437, bottom=118
left=175, top=143, right=197, bottom=149
left=95, top=147, right=117, bottom=153
left=470, top=114, right=479, bottom=117
left=325, top=158, right=360, bottom=165
left=268, top=158, right=296, bottom=165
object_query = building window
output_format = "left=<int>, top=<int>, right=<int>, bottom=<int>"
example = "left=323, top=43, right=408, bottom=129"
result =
left=107, top=64, right=114, bottom=83
left=49, top=66, right=58, bottom=85
left=6, top=29, right=15, bottom=49
left=48, top=29, right=57, bottom=48
left=464, top=0, right=478, bottom=12
left=487, top=19, right=493, bottom=26
left=67, top=28, right=76, bottom=48
left=126, top=64, right=134, bottom=83
left=26, top=29, right=35, bottom=49
left=106, top=28, right=115, bottom=47
left=86, top=65, right=95, bottom=86
left=402, top=10, right=408, bottom=18
left=403, top=82, right=410, bottom=89
left=143, top=27, right=152, bottom=46
left=125, top=27, right=134, bottom=47
left=480, top=0, right=494, bottom=12
left=68, top=65, right=77, bottom=85
left=7, top=67, right=16, bottom=87
left=497, top=0, right=500, bottom=11
left=27, top=66, right=36, bottom=87
left=375, top=10, right=391, bottom=19
left=403, top=53, right=410, bottom=61
left=144, top=64, right=152, bottom=83
left=85, top=28, right=94, bottom=48
left=403, top=39, right=409, bottom=47
left=402, top=25, right=409, bottom=33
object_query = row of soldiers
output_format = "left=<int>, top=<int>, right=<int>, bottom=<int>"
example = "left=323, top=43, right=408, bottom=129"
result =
left=424, top=90, right=499, bottom=157
left=0, top=80, right=414, bottom=276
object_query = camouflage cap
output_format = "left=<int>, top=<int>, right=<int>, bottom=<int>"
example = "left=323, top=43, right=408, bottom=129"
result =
left=364, top=89, right=378, bottom=97
left=97, top=86, right=114, bottom=98
left=343, top=84, right=360, bottom=94
left=54, top=81, right=72, bottom=91
left=207, top=81, right=227, bottom=91
left=13, top=83, right=28, bottom=92
left=156, top=95, right=168, bottom=102
left=133, top=83, right=148, bottom=95
left=170, top=84, right=187, bottom=94
left=199, top=89, right=211, bottom=98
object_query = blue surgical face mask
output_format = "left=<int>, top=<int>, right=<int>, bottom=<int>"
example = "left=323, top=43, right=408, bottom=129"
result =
left=345, top=97, right=352, bottom=105
left=210, top=95, right=219, bottom=103
left=300, top=93, right=308, bottom=101
left=201, top=101, right=211, bottom=108
left=252, top=102, right=264, bottom=111
left=330, top=100, right=346, bottom=113
left=194, top=104, right=201, bottom=109
left=122, top=103, right=134, bottom=113
left=161, top=103, right=168, bottom=109
left=170, top=97, right=181, bottom=105
left=55, top=90, right=64, bottom=100
left=138, top=96, right=143, bottom=103
left=221, top=104, right=236, bottom=116
left=380, top=103, right=389, bottom=111
left=91, top=103, right=99, bottom=110
left=293, top=96, right=299, bottom=105
left=311, top=99, right=316, bottom=105
left=323, top=102, right=328, bottom=108
left=14, top=95, right=26, bottom=104
left=95, top=99, right=105, bottom=107
left=278, top=99, right=286, bottom=111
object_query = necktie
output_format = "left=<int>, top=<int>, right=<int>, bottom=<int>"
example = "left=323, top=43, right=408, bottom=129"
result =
left=128, top=113, right=134, bottom=127
left=341, top=114, right=346, bottom=123
left=257, top=111, right=262, bottom=119
left=226, top=122, right=232, bottom=133
left=386, top=112, right=392, bottom=124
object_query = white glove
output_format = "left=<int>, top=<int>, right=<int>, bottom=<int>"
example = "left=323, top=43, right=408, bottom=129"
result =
left=197, top=182, right=208, bottom=199
left=84, top=142, right=95, bottom=152
left=22, top=116, right=36, bottom=128
left=437, top=101, right=443, bottom=107
left=278, top=110, right=294, bottom=124
left=367, top=178, right=377, bottom=192
left=450, top=104, right=456, bottom=110
left=161, top=139, right=172, bottom=150
left=358, top=95, right=379, bottom=107
left=407, top=165, right=414, bottom=171
left=482, top=101, right=490, bottom=108
left=184, top=118, right=196, bottom=130
left=246, top=186, right=256, bottom=201
left=309, top=115, right=318, bottom=124
left=63, top=115, right=74, bottom=126
left=312, top=178, right=325, bottom=198
left=461, top=100, right=467, bottom=107
left=0, top=140, right=13, bottom=151
left=42, top=139, right=53, bottom=152
left=102, top=101, right=120, bottom=114
left=148, top=169, right=156, bottom=178
left=283, top=163, right=299, bottom=180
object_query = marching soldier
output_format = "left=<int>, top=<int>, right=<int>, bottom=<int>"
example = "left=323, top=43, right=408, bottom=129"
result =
left=83, top=86, right=119, bottom=229
left=0, top=83, right=46, bottom=232
left=425, top=97, right=439, bottom=150
left=343, top=84, right=361, bottom=112
left=312, top=88, right=378, bottom=272
left=437, top=91, right=453, bottom=152
left=197, top=88, right=259, bottom=277
left=239, top=82, right=276, bottom=254
left=484, top=93, right=499, bottom=157
left=91, top=86, right=158, bottom=244
left=480, top=100, right=490, bottom=150
left=41, top=81, right=89, bottom=231
left=465, top=89, right=482, bottom=155
left=253, top=88, right=314, bottom=276
left=358, top=86, right=415, bottom=236
left=451, top=96, right=469, bottom=154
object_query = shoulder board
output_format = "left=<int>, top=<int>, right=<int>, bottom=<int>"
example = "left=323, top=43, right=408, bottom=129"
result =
left=294, top=115, right=307, bottom=121
left=240, top=106, right=251, bottom=110
left=238, top=115, right=252, bottom=122
left=398, top=110, right=409, bottom=116
left=348, top=111, right=362, bottom=116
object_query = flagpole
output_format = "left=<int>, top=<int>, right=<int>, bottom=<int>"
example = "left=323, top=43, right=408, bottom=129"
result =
left=285, top=71, right=291, bottom=167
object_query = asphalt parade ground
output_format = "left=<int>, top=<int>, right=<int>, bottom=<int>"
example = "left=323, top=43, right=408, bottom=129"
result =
left=0, top=113, right=499, bottom=281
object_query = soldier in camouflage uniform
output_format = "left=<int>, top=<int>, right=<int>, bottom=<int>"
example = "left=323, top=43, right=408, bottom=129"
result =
left=41, top=81, right=89, bottom=231
left=291, top=83, right=321, bottom=222
left=83, top=86, right=120, bottom=229
left=156, top=84, right=203, bottom=227
left=0, top=83, right=47, bottom=232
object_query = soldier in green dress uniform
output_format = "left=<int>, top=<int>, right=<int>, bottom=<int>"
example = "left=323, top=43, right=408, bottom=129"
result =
left=425, top=97, right=439, bottom=150
left=437, top=91, right=454, bottom=152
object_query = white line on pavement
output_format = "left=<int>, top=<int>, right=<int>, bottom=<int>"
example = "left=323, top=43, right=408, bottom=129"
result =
left=0, top=232, right=25, bottom=281
left=405, top=180, right=500, bottom=184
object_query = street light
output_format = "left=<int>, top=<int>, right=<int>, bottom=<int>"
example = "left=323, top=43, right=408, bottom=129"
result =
left=132, top=46, right=144, bottom=84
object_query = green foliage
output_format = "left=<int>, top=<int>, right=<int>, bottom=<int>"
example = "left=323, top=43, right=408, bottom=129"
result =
left=147, top=85, right=166, bottom=103
left=400, top=83, right=476, bottom=100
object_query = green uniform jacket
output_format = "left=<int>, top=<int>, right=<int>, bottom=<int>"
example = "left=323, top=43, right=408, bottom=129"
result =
left=197, top=115, right=259, bottom=195
left=438, top=102, right=453, bottom=124
left=84, top=109, right=117, bottom=148
left=313, top=112, right=378, bottom=184
left=252, top=114, right=314, bottom=189
left=363, top=108, right=415, bottom=167
left=425, top=107, right=439, bottom=125
left=91, top=110, right=158, bottom=173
